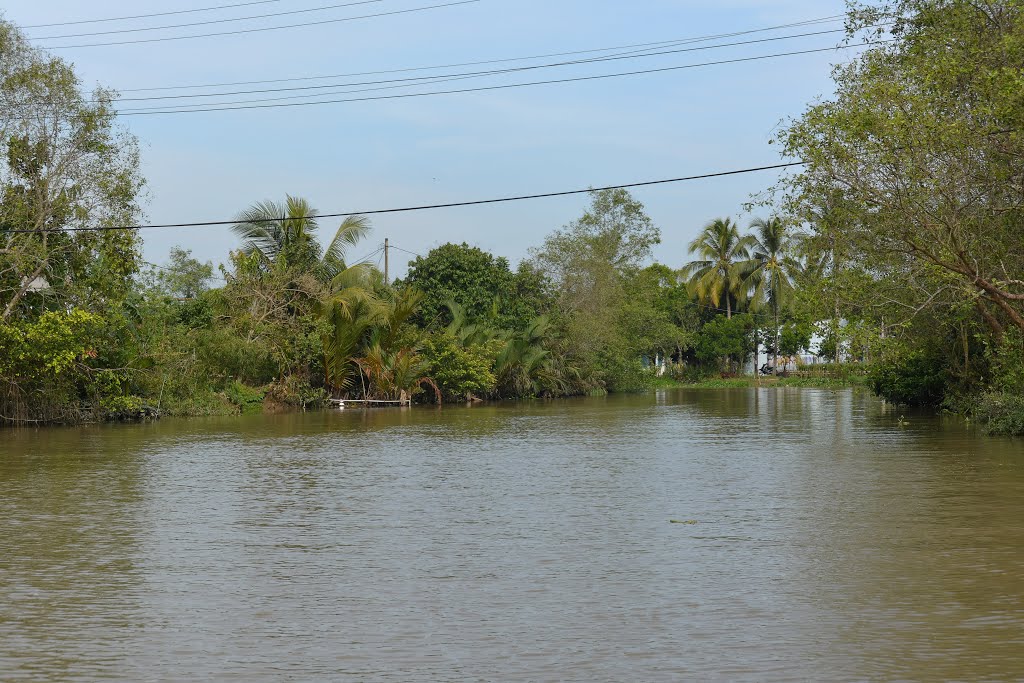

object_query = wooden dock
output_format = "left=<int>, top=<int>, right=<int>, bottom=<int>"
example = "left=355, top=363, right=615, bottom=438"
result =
left=328, top=398, right=410, bottom=409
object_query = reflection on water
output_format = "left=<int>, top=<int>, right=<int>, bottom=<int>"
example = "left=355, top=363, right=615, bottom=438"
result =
left=1, top=389, right=1022, bottom=681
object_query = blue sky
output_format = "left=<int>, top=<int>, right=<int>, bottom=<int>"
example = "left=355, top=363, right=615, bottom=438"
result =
left=6, top=0, right=851, bottom=277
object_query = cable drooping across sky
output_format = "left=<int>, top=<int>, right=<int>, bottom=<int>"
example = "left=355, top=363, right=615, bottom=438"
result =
left=20, top=0, right=286, bottom=29
left=114, top=41, right=887, bottom=116
left=27, top=1, right=386, bottom=40
left=2, top=162, right=804, bottom=234
left=36, top=0, right=481, bottom=49
left=110, top=25, right=860, bottom=106
left=110, top=14, right=845, bottom=94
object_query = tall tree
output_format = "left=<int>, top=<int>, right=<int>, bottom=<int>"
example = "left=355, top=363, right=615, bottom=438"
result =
left=682, top=218, right=753, bottom=318
left=0, top=19, right=144, bottom=320
left=744, top=217, right=802, bottom=372
left=780, top=0, right=1024, bottom=338
left=529, top=189, right=661, bottom=389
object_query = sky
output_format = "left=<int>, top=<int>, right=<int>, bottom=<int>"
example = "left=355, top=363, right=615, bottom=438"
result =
left=4, top=0, right=852, bottom=278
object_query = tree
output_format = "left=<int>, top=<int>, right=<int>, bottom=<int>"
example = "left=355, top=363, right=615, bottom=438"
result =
left=531, top=188, right=660, bottom=301
left=682, top=218, right=753, bottom=318
left=743, top=217, right=803, bottom=372
left=529, top=188, right=661, bottom=382
left=780, top=0, right=1024, bottom=336
left=772, top=0, right=1024, bottom=428
left=0, top=20, right=148, bottom=422
left=0, top=20, right=145, bottom=320
left=420, top=332, right=500, bottom=401
left=620, top=264, right=696, bottom=365
left=401, top=242, right=547, bottom=329
left=148, top=247, right=214, bottom=300
left=230, top=195, right=370, bottom=281
left=694, top=313, right=755, bottom=373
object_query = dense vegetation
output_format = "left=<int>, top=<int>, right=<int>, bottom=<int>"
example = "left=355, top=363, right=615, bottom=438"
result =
left=769, top=0, right=1024, bottom=433
left=1, top=1, right=1022, bottom=434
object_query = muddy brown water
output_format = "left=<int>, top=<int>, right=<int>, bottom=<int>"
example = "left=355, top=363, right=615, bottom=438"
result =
left=1, top=388, right=1022, bottom=681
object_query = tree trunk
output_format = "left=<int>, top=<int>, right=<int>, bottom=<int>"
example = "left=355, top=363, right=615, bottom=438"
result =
left=2, top=260, right=48, bottom=320
left=754, top=328, right=760, bottom=386
left=773, top=304, right=780, bottom=376
left=976, top=300, right=1004, bottom=342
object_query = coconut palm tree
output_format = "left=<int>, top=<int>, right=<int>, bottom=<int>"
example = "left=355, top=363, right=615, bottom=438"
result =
left=743, top=217, right=803, bottom=373
left=681, top=217, right=754, bottom=318
left=231, top=195, right=370, bottom=281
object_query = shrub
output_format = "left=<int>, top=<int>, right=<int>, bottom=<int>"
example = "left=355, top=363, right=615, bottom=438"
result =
left=420, top=333, right=499, bottom=401
left=868, top=350, right=946, bottom=406
left=974, top=392, right=1024, bottom=436
left=225, top=381, right=266, bottom=414
left=599, top=351, right=652, bottom=393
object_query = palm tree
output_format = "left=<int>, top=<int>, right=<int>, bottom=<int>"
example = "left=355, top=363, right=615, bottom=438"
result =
left=318, top=282, right=381, bottom=395
left=744, top=217, right=802, bottom=373
left=494, top=315, right=553, bottom=397
left=681, top=218, right=754, bottom=318
left=231, top=195, right=370, bottom=281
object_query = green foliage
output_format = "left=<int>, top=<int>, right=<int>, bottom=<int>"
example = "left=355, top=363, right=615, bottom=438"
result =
left=597, top=349, right=652, bottom=393
left=225, top=381, right=267, bottom=414
left=1, top=20, right=144, bottom=320
left=529, top=189, right=673, bottom=394
left=0, top=309, right=100, bottom=377
left=694, top=314, right=754, bottom=370
left=868, top=350, right=947, bottom=407
left=100, top=394, right=147, bottom=418
left=986, top=328, right=1024, bottom=395
left=266, top=374, right=327, bottom=411
left=230, top=196, right=371, bottom=282
left=682, top=217, right=752, bottom=316
left=147, top=247, right=213, bottom=300
left=974, top=392, right=1024, bottom=436
left=779, top=318, right=814, bottom=357
left=401, top=242, right=548, bottom=329
left=421, top=332, right=499, bottom=401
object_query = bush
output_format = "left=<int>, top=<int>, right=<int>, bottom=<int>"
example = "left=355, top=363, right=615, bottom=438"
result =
left=987, top=329, right=1024, bottom=394
left=225, top=381, right=266, bottom=414
left=420, top=333, right=499, bottom=401
left=868, top=350, right=947, bottom=406
left=974, top=392, right=1024, bottom=436
left=599, top=351, right=652, bottom=393
left=265, top=374, right=326, bottom=411
left=195, top=328, right=278, bottom=387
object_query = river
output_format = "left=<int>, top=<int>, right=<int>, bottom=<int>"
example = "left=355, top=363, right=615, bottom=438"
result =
left=1, top=388, right=1022, bottom=681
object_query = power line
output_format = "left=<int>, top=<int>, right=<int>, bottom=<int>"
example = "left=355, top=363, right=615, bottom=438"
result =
left=2, top=161, right=804, bottom=234
left=42, top=0, right=481, bottom=49
left=110, top=15, right=844, bottom=93
left=109, top=26, right=856, bottom=105
left=388, top=245, right=423, bottom=259
left=116, top=41, right=885, bottom=116
left=349, top=246, right=384, bottom=264
left=30, top=1, right=385, bottom=40
left=21, top=0, right=285, bottom=29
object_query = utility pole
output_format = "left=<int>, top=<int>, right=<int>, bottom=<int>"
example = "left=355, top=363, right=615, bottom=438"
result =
left=384, top=238, right=389, bottom=284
